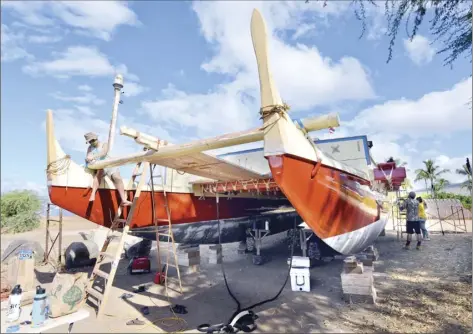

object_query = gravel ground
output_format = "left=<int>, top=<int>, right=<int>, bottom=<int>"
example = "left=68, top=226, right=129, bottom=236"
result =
left=1, top=219, right=471, bottom=333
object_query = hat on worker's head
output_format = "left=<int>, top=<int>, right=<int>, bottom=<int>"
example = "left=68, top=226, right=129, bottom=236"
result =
left=408, top=191, right=416, bottom=199
left=84, top=132, right=98, bottom=144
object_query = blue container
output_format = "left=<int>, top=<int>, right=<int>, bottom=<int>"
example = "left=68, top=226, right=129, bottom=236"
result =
left=31, top=286, right=49, bottom=328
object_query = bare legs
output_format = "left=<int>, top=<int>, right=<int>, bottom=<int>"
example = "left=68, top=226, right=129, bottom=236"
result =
left=89, top=170, right=132, bottom=206
left=112, top=173, right=132, bottom=206
left=89, top=170, right=104, bottom=202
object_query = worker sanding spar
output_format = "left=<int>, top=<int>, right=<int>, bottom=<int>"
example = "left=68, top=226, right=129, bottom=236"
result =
left=84, top=132, right=132, bottom=206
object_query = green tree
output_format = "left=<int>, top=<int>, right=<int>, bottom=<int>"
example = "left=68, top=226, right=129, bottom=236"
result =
left=414, top=159, right=449, bottom=196
left=433, top=177, right=450, bottom=193
left=352, top=0, right=472, bottom=67
left=308, top=0, right=472, bottom=67
left=424, top=191, right=472, bottom=210
left=456, top=164, right=472, bottom=193
left=0, top=190, right=42, bottom=233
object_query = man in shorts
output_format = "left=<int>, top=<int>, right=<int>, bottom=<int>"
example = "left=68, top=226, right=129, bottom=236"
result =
left=84, top=132, right=132, bottom=206
left=398, top=191, right=422, bottom=250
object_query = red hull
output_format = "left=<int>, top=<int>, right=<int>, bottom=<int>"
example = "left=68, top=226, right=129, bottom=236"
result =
left=268, top=155, right=379, bottom=239
left=48, top=186, right=289, bottom=229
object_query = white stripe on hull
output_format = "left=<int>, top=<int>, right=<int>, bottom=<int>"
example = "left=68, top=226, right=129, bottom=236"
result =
left=322, top=215, right=387, bottom=255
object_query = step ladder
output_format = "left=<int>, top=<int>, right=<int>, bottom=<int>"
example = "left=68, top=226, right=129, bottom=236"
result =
left=86, top=161, right=150, bottom=318
left=149, top=164, right=182, bottom=295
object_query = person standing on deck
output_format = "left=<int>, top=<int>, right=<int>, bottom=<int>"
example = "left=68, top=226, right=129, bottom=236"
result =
left=84, top=132, right=132, bottom=206
left=417, top=197, right=430, bottom=241
left=398, top=191, right=422, bottom=250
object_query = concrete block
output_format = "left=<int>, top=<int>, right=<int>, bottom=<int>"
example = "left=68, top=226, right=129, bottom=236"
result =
left=343, top=286, right=377, bottom=304
left=178, top=256, right=201, bottom=266
left=209, top=245, right=222, bottom=251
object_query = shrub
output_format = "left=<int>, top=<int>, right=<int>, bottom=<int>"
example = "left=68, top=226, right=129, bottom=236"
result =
left=1, top=190, right=42, bottom=233
left=424, top=192, right=472, bottom=211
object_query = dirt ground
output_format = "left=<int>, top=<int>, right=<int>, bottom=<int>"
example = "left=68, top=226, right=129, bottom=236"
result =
left=1, top=219, right=471, bottom=333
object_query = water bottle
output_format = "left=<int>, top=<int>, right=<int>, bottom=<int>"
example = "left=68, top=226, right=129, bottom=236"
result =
left=6, top=285, right=22, bottom=323
left=31, top=285, right=49, bottom=327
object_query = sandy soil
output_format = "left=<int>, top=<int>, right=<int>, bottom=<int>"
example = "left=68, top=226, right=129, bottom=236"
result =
left=1, top=217, right=471, bottom=333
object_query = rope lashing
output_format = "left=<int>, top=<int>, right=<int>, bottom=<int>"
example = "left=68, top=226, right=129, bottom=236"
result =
left=259, top=102, right=290, bottom=120
left=46, top=155, right=71, bottom=175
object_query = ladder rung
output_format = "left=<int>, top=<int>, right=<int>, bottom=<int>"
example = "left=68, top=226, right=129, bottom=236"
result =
left=114, top=218, right=127, bottom=224
left=155, top=218, right=170, bottom=223
left=47, top=219, right=62, bottom=223
left=133, top=173, right=143, bottom=177
left=87, top=287, right=104, bottom=301
left=93, top=268, right=110, bottom=280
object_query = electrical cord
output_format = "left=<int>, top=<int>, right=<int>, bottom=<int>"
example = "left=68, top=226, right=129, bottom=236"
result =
left=197, top=192, right=298, bottom=333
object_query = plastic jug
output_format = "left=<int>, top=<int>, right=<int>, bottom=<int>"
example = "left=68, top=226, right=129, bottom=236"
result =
left=6, top=285, right=22, bottom=323
left=31, top=285, right=49, bottom=327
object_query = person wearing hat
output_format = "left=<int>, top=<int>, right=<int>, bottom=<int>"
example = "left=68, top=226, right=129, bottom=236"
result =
left=84, top=132, right=132, bottom=206
left=398, top=191, right=422, bottom=250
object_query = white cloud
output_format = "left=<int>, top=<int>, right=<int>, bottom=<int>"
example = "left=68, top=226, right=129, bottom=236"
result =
left=403, top=35, right=436, bottom=66
left=2, top=1, right=139, bottom=41
left=140, top=82, right=255, bottom=138
left=47, top=109, right=174, bottom=158
left=141, top=2, right=375, bottom=140
left=23, top=46, right=139, bottom=79
left=291, top=23, right=316, bottom=40
left=1, top=175, right=47, bottom=197
left=124, top=81, right=148, bottom=97
left=27, top=35, right=62, bottom=44
left=1, top=24, right=33, bottom=62
left=433, top=154, right=473, bottom=184
left=74, top=105, right=95, bottom=116
left=350, top=77, right=472, bottom=139
left=78, top=84, right=92, bottom=92
left=51, top=91, right=106, bottom=106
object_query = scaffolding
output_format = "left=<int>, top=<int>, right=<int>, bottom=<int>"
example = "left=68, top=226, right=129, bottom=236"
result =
left=425, top=199, right=469, bottom=234
left=44, top=203, right=63, bottom=266
left=391, top=197, right=469, bottom=239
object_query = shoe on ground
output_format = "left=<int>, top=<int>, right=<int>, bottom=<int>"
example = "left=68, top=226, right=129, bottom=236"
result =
left=403, top=245, right=410, bottom=250
left=416, top=245, right=421, bottom=250
left=424, top=237, right=431, bottom=241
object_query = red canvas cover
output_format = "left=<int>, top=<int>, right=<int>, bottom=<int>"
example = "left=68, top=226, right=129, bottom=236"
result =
left=373, top=166, right=407, bottom=182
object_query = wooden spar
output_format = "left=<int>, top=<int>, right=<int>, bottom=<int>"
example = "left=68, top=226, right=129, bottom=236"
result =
left=119, top=112, right=340, bottom=151
left=87, top=127, right=263, bottom=170
left=105, top=74, right=124, bottom=155
left=87, top=112, right=341, bottom=170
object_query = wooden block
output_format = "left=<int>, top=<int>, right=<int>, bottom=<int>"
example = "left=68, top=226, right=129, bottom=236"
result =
left=344, top=256, right=357, bottom=264
left=344, top=264, right=363, bottom=274
left=341, top=272, right=374, bottom=288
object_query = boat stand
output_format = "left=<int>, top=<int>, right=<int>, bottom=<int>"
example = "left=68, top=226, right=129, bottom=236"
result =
left=44, top=203, right=63, bottom=267
left=247, top=220, right=270, bottom=265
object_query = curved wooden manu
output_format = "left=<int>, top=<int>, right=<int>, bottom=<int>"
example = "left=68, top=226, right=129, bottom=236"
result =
left=250, top=8, right=387, bottom=255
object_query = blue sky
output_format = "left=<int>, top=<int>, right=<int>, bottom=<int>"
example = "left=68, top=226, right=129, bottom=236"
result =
left=1, top=1, right=472, bottom=197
